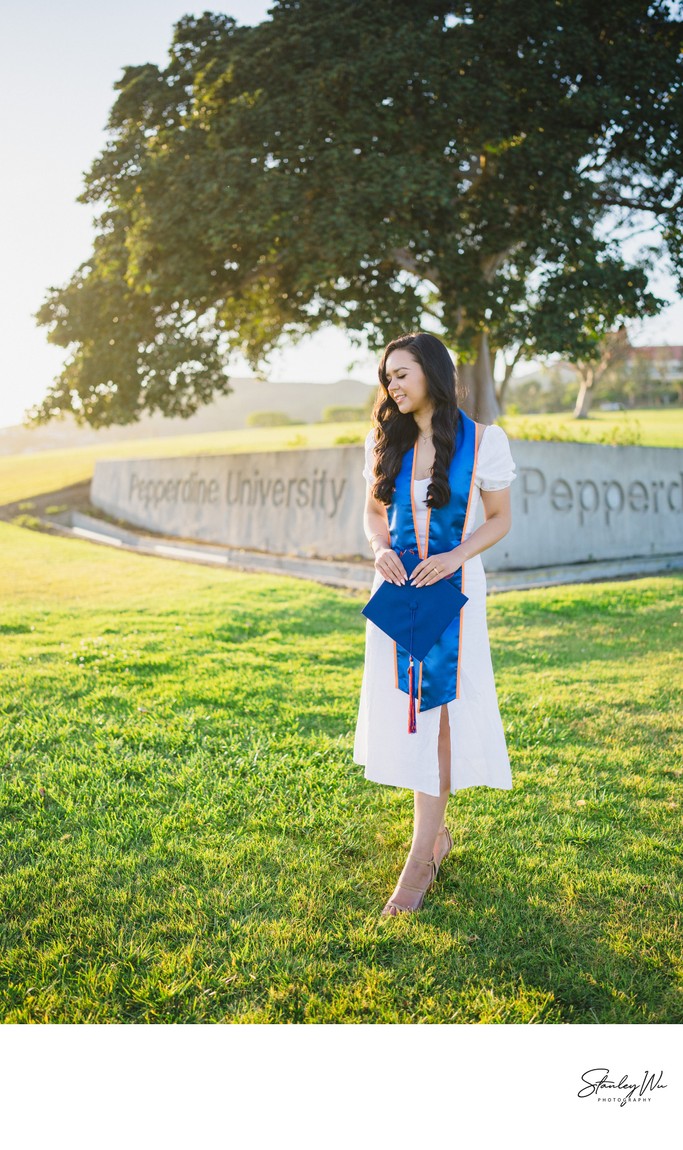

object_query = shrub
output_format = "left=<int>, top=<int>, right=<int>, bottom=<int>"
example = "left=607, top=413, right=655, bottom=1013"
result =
left=246, top=411, right=295, bottom=427
left=334, top=433, right=364, bottom=445
left=499, top=416, right=643, bottom=446
left=321, top=405, right=368, bottom=422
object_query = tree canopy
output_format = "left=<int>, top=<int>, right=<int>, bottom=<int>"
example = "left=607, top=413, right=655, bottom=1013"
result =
left=34, top=0, right=682, bottom=426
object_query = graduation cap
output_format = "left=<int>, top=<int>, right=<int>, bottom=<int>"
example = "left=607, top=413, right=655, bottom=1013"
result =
left=362, top=548, right=468, bottom=733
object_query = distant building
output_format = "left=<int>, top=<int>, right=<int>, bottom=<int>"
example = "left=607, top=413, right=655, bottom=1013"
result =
left=626, top=345, right=683, bottom=380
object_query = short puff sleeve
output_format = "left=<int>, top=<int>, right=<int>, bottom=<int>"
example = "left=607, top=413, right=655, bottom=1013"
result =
left=362, top=429, right=378, bottom=486
left=475, top=424, right=517, bottom=490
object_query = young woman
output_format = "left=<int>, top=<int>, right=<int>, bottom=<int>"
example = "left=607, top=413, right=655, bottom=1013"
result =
left=353, top=332, right=517, bottom=917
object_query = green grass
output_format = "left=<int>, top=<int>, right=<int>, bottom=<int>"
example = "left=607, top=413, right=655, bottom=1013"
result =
left=1, top=520, right=681, bottom=1023
left=2, top=407, right=681, bottom=508
left=0, top=421, right=369, bottom=507
left=499, top=407, right=683, bottom=448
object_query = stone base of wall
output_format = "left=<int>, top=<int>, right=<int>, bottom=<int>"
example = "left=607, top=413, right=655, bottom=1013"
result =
left=50, top=509, right=683, bottom=593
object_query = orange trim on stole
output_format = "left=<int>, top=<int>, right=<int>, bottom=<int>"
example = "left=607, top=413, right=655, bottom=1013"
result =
left=386, top=504, right=399, bottom=688
left=455, top=421, right=482, bottom=700
left=409, top=447, right=421, bottom=558
left=416, top=441, right=432, bottom=711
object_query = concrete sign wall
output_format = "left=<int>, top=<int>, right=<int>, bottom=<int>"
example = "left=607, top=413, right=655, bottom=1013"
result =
left=91, top=448, right=364, bottom=560
left=91, top=439, right=683, bottom=570
left=503, top=440, right=682, bottom=569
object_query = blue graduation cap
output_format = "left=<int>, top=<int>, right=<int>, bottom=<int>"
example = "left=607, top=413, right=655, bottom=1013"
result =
left=362, top=548, right=468, bottom=732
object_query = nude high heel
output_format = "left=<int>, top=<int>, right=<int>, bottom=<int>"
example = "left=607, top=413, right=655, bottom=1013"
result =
left=381, top=854, right=438, bottom=917
left=434, top=826, right=453, bottom=877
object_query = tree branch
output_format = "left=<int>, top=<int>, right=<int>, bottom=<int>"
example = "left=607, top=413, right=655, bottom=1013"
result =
left=389, top=247, right=441, bottom=291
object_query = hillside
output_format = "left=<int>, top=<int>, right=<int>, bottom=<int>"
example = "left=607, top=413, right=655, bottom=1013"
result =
left=0, top=376, right=376, bottom=456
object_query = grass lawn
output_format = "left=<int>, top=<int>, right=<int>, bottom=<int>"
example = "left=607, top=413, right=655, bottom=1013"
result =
left=1, top=421, right=376, bottom=508
left=1, top=520, right=681, bottom=1023
left=2, top=407, right=681, bottom=508
left=499, top=407, right=683, bottom=448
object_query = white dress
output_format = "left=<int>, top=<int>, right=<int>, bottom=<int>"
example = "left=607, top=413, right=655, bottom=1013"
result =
left=353, top=423, right=517, bottom=798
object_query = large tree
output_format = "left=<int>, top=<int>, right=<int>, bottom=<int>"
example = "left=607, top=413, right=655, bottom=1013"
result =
left=33, top=0, right=682, bottom=426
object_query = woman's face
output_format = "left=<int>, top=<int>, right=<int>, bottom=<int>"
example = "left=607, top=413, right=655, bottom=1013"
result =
left=384, top=349, right=432, bottom=419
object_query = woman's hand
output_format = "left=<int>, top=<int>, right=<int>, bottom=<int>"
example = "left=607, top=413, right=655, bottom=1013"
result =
left=373, top=545, right=408, bottom=586
left=409, top=550, right=462, bottom=588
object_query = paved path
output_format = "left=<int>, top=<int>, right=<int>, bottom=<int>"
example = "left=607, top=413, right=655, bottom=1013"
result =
left=36, top=509, right=683, bottom=593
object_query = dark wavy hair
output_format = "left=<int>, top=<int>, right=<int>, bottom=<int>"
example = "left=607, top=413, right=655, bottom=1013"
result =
left=371, top=332, right=460, bottom=508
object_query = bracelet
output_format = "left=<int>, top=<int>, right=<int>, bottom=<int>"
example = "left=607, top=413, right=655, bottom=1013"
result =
left=369, top=533, right=388, bottom=551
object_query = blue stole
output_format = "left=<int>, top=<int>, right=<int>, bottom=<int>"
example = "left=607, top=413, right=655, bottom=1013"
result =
left=386, top=410, right=478, bottom=713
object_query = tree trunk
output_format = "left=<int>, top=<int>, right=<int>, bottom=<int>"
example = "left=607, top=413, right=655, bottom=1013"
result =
left=496, top=354, right=518, bottom=414
left=497, top=371, right=512, bottom=414
left=573, top=369, right=594, bottom=419
left=457, top=331, right=500, bottom=424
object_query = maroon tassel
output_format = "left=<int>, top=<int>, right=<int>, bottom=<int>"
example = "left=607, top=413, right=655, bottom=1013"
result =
left=408, top=656, right=417, bottom=733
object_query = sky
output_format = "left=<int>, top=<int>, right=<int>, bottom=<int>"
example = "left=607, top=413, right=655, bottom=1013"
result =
left=0, top=0, right=681, bottom=430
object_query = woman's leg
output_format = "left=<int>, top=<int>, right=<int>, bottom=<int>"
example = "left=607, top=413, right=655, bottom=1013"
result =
left=433, top=703, right=453, bottom=862
left=413, top=704, right=451, bottom=858
left=382, top=706, right=452, bottom=913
